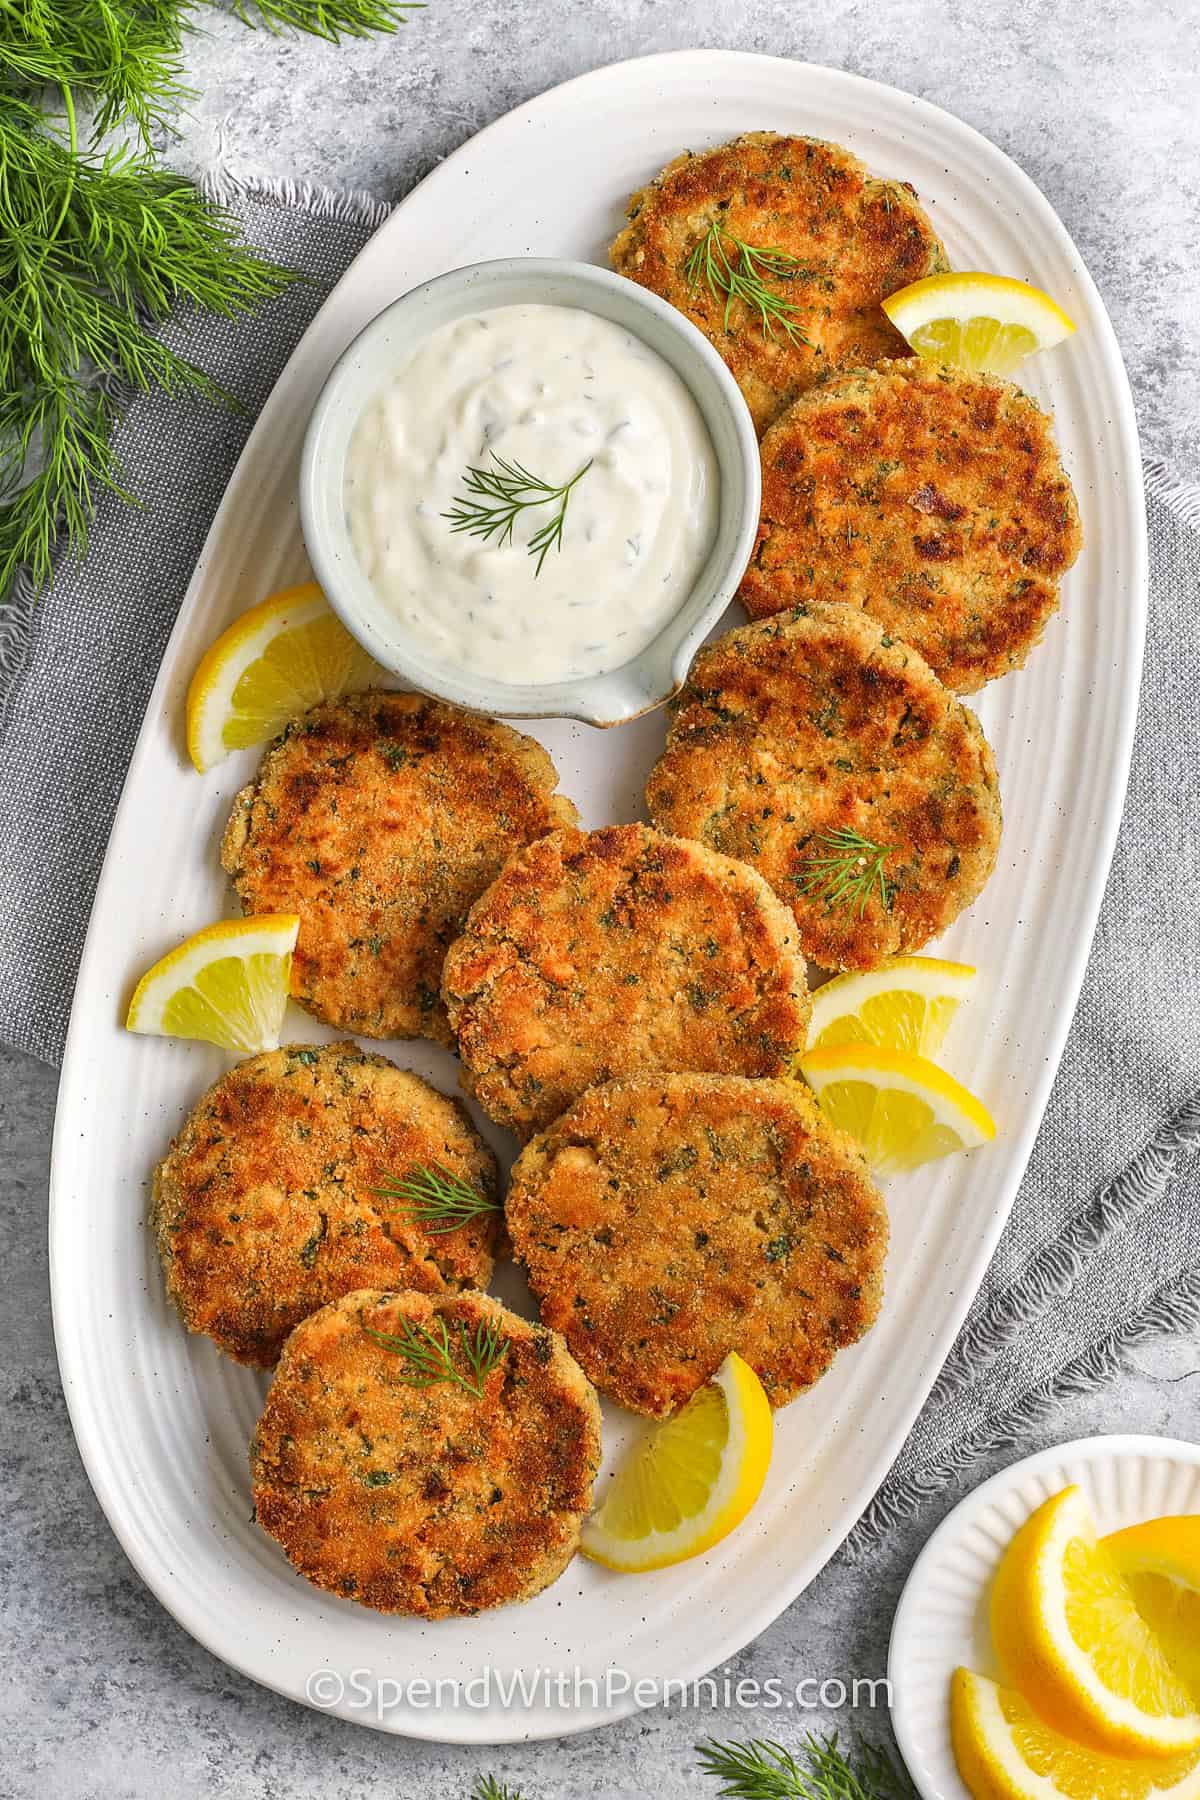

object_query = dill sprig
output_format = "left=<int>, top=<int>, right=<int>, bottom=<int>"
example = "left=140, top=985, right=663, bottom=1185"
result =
left=795, top=827, right=895, bottom=918
left=697, top=1734, right=916, bottom=1800
left=472, top=1780, right=525, bottom=1800
left=0, top=100, right=292, bottom=597
left=443, top=452, right=593, bottom=577
left=0, top=0, right=413, bottom=605
left=371, top=1162, right=502, bottom=1235
left=232, top=0, right=422, bottom=40
left=362, top=1310, right=509, bottom=1398
left=0, top=1, right=192, bottom=142
left=0, top=101, right=293, bottom=597
left=685, top=219, right=811, bottom=346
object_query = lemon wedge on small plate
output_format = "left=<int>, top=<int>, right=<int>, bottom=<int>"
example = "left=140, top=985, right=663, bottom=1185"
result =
left=186, top=581, right=384, bottom=773
left=991, top=1486, right=1200, bottom=1759
left=951, top=1668, right=1200, bottom=1800
left=883, top=271, right=1076, bottom=376
left=581, top=1352, right=773, bottom=1572
left=126, top=915, right=299, bottom=1054
left=798, top=1043, right=995, bottom=1175
left=1106, top=1516, right=1200, bottom=1698
left=807, top=956, right=976, bottom=1057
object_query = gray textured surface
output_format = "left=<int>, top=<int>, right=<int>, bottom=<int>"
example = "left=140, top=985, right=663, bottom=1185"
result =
left=166, top=0, right=1200, bottom=477
left=4, top=7, right=1200, bottom=1795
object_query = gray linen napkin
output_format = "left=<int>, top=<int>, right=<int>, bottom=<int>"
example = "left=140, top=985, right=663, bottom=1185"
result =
left=2, top=179, right=1198, bottom=1537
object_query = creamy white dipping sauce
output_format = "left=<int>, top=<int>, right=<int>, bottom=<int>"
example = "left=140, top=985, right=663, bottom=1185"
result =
left=343, top=304, right=720, bottom=685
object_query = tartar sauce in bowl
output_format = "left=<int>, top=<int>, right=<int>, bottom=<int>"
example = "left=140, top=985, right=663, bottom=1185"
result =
left=342, top=304, right=720, bottom=686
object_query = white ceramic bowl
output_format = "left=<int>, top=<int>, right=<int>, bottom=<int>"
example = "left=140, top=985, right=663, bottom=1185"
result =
left=299, top=257, right=760, bottom=726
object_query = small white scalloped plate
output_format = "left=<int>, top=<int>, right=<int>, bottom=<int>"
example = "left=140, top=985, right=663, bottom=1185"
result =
left=889, top=1434, right=1200, bottom=1799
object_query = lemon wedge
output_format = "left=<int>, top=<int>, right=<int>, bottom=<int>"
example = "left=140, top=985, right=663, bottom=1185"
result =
left=126, top=915, right=299, bottom=1054
left=185, top=581, right=384, bottom=773
left=951, top=1669, right=1200, bottom=1800
left=580, top=1352, right=773, bottom=1572
left=991, top=1487, right=1200, bottom=1759
left=1106, top=1517, right=1200, bottom=1699
left=807, top=956, right=976, bottom=1057
left=797, top=1043, right=995, bottom=1175
left=883, top=272, right=1077, bottom=376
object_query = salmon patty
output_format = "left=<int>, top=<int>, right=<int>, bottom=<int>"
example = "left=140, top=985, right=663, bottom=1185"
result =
left=645, top=603, right=1001, bottom=973
left=611, top=132, right=947, bottom=434
left=740, top=359, right=1083, bottom=692
left=507, top=1072, right=887, bottom=1416
left=153, top=1042, right=498, bottom=1366
left=221, top=691, right=577, bottom=1043
left=441, top=823, right=811, bottom=1139
left=251, top=1288, right=601, bottom=1615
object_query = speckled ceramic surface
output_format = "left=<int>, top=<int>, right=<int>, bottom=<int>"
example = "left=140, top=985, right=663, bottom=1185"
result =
left=889, top=1435, right=1200, bottom=1800
left=47, top=52, right=1145, bottom=1745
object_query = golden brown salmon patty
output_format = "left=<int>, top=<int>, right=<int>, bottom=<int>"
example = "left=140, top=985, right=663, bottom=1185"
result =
left=441, top=823, right=811, bottom=1139
left=251, top=1288, right=601, bottom=1616
left=610, top=132, right=947, bottom=435
left=741, top=360, right=1083, bottom=692
left=221, top=692, right=577, bottom=1043
left=507, top=1072, right=887, bottom=1416
left=153, top=1042, right=498, bottom=1367
left=645, top=603, right=1001, bottom=973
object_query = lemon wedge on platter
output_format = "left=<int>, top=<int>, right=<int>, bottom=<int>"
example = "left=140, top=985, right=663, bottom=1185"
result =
left=990, top=1487, right=1200, bottom=1760
left=185, top=581, right=384, bottom=773
left=1106, top=1515, right=1200, bottom=1699
left=581, top=1352, right=773, bottom=1572
left=807, top=957, right=976, bottom=1057
left=126, top=915, right=299, bottom=1055
left=951, top=1668, right=1200, bottom=1800
left=883, top=271, right=1076, bottom=376
left=798, top=1043, right=995, bottom=1175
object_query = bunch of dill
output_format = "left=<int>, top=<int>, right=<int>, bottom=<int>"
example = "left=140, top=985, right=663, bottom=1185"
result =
left=0, top=0, right=417, bottom=599
left=469, top=1734, right=917, bottom=1800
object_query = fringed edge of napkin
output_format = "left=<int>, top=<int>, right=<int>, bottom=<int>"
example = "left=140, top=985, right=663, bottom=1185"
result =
left=0, top=566, right=38, bottom=743
left=843, top=1263, right=1200, bottom=1561
left=1145, top=458, right=1200, bottom=528
left=199, top=168, right=394, bottom=231
left=929, top=1090, right=1200, bottom=1406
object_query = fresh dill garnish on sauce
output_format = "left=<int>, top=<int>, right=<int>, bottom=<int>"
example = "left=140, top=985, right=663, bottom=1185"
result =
left=796, top=827, right=895, bottom=917
left=697, top=1732, right=917, bottom=1800
left=370, top=1162, right=501, bottom=1234
left=684, top=219, right=811, bottom=346
left=442, top=452, right=593, bottom=576
left=361, top=1310, right=508, bottom=1398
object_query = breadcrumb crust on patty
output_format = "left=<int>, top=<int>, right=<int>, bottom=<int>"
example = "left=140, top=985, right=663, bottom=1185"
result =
left=507, top=1072, right=888, bottom=1416
left=251, top=1288, right=601, bottom=1616
left=221, top=691, right=578, bottom=1044
left=441, top=822, right=812, bottom=1139
left=645, top=602, right=1002, bottom=972
left=611, top=131, right=947, bottom=434
left=153, top=1042, right=498, bottom=1366
left=740, top=359, right=1082, bottom=692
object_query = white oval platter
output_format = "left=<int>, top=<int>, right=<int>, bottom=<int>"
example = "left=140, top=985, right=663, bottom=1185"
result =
left=49, top=50, right=1146, bottom=1744
left=889, top=1435, right=1200, bottom=1799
